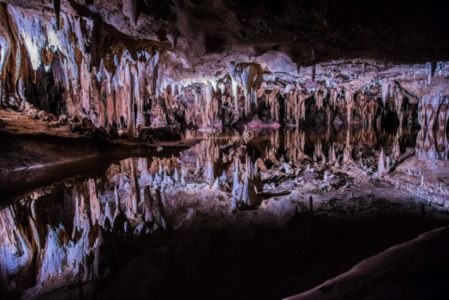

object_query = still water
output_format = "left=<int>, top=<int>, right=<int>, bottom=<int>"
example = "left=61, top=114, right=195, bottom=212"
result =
left=1, top=126, right=447, bottom=300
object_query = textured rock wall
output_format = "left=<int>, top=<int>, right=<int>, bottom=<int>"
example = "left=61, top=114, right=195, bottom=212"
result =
left=0, top=2, right=448, bottom=160
left=0, top=3, right=161, bottom=137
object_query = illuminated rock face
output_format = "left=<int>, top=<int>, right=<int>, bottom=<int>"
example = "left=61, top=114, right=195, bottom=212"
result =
left=0, top=4, right=161, bottom=137
left=0, top=1, right=448, bottom=299
left=0, top=2, right=448, bottom=148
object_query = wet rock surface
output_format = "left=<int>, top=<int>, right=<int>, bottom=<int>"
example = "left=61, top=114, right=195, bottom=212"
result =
left=287, top=226, right=449, bottom=300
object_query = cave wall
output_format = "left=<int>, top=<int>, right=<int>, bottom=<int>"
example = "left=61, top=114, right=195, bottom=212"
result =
left=0, top=3, right=161, bottom=137
left=0, top=1, right=448, bottom=160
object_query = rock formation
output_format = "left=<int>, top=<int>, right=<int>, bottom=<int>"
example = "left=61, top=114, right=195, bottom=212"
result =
left=1, top=1, right=449, bottom=299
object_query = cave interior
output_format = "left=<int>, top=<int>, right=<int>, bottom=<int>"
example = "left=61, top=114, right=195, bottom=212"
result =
left=1, top=0, right=449, bottom=299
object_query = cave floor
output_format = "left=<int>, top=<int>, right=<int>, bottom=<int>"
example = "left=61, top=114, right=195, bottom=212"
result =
left=0, top=109, right=77, bottom=138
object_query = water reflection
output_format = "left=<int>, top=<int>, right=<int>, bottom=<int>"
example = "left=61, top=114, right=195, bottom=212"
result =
left=0, top=125, right=422, bottom=298
left=416, top=96, right=449, bottom=161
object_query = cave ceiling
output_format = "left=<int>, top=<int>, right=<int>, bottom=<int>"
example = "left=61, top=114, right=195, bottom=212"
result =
left=3, top=0, right=449, bottom=77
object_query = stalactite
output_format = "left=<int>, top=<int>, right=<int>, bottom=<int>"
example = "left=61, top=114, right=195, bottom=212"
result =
left=345, top=89, right=353, bottom=125
left=0, top=1, right=448, bottom=156
left=0, top=5, right=163, bottom=137
left=437, top=101, right=449, bottom=159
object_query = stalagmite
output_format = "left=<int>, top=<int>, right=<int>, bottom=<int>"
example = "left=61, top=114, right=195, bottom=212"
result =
left=212, top=178, right=220, bottom=191
left=378, top=148, right=386, bottom=176
left=231, top=157, right=242, bottom=210
left=381, top=81, right=389, bottom=106
left=242, top=157, right=251, bottom=205
left=88, top=178, right=102, bottom=225
left=205, top=157, right=214, bottom=184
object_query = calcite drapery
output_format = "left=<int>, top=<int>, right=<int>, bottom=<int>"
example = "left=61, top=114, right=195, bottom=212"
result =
left=0, top=2, right=448, bottom=160
left=0, top=4, right=161, bottom=137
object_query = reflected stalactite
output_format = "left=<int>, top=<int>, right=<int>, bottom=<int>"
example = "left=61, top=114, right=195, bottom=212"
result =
left=0, top=207, right=34, bottom=291
left=416, top=94, right=449, bottom=161
left=437, top=101, right=449, bottom=160
left=0, top=124, right=432, bottom=298
left=0, top=1, right=449, bottom=299
left=0, top=196, right=105, bottom=298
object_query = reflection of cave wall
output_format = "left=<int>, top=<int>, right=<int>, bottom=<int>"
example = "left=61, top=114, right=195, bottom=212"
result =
left=297, top=92, right=418, bottom=134
left=0, top=125, right=439, bottom=298
left=0, top=157, right=170, bottom=298
left=303, top=98, right=327, bottom=126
